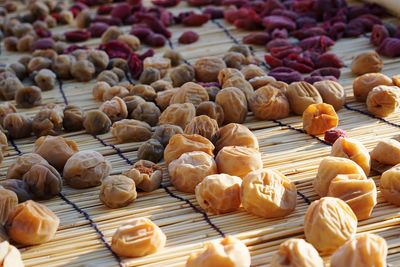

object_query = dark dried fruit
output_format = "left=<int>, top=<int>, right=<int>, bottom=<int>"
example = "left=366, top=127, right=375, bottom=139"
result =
left=377, top=38, right=400, bottom=58
left=311, top=68, right=341, bottom=79
left=65, top=30, right=91, bottom=42
left=63, top=105, right=84, bottom=132
left=83, top=110, right=111, bottom=135
left=31, top=38, right=55, bottom=51
left=3, top=113, right=32, bottom=139
left=1, top=180, right=33, bottom=203
left=268, top=68, right=303, bottom=84
left=15, top=86, right=42, bottom=108
left=178, top=31, right=199, bottom=44
left=182, top=13, right=210, bottom=27
left=138, top=139, right=164, bottom=163
left=88, top=22, right=109, bottom=38
left=243, top=32, right=270, bottom=46
left=371, top=24, right=389, bottom=47
left=263, top=15, right=296, bottom=31
left=324, top=128, right=348, bottom=145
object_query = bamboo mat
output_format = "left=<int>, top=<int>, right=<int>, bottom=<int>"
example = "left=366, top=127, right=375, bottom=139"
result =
left=1, top=0, right=400, bottom=266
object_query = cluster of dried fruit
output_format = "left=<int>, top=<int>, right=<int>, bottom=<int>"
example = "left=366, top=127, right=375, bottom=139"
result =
left=221, top=1, right=393, bottom=84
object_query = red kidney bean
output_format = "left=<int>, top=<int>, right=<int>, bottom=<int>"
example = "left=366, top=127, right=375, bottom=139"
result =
left=266, top=38, right=292, bottom=50
left=203, top=7, right=224, bottom=19
left=182, top=13, right=210, bottom=27
left=292, top=27, right=326, bottom=40
left=263, top=15, right=296, bottom=32
left=271, top=28, right=288, bottom=39
left=377, top=38, right=400, bottom=57
left=268, top=68, right=303, bottom=83
left=283, top=58, right=313, bottom=73
left=299, top=35, right=335, bottom=52
left=327, top=22, right=346, bottom=40
left=270, top=46, right=302, bottom=59
left=311, top=67, right=340, bottom=79
left=371, top=24, right=389, bottom=46
left=271, top=9, right=298, bottom=20
left=304, top=75, right=337, bottom=84
left=128, top=53, right=143, bottom=79
left=97, top=5, right=113, bottom=15
left=35, top=27, right=52, bottom=38
left=152, top=0, right=180, bottom=7
left=130, top=26, right=153, bottom=41
left=315, top=53, right=344, bottom=68
left=93, top=15, right=122, bottom=26
left=243, top=32, right=270, bottom=45
left=88, top=22, right=109, bottom=38
left=31, top=38, right=55, bottom=51
left=264, top=55, right=283, bottom=69
left=136, top=13, right=171, bottom=38
left=99, top=40, right=132, bottom=59
left=178, top=31, right=199, bottom=44
left=145, top=33, right=166, bottom=47
left=187, top=0, right=213, bottom=6
left=296, top=16, right=317, bottom=28
left=64, top=45, right=88, bottom=54
left=111, top=3, right=132, bottom=20
left=324, top=128, right=348, bottom=144
left=65, top=30, right=91, bottom=42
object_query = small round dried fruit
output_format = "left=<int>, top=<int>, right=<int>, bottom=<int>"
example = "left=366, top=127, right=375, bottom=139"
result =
left=150, top=80, right=173, bottom=92
left=241, top=64, right=266, bottom=80
left=88, top=50, right=109, bottom=73
left=186, top=236, right=250, bottom=267
left=103, top=86, right=129, bottom=101
left=118, top=34, right=140, bottom=51
left=163, top=49, right=183, bottom=67
left=194, top=57, right=226, bottom=82
left=351, top=51, right=383, bottom=76
left=184, top=115, right=219, bottom=141
left=314, top=156, right=366, bottom=197
left=287, top=81, right=323, bottom=115
left=3, top=113, right=32, bottom=139
left=22, top=163, right=62, bottom=200
left=164, top=134, right=214, bottom=164
left=371, top=139, right=400, bottom=166
left=218, top=68, right=244, bottom=85
left=6, top=200, right=59, bottom=245
left=139, top=67, right=160, bottom=85
left=33, top=136, right=78, bottom=171
left=32, top=107, right=64, bottom=137
left=15, top=86, right=42, bottom=108
left=63, top=151, right=112, bottom=189
left=271, top=238, right=324, bottom=267
left=0, top=187, right=18, bottom=224
left=216, top=146, right=262, bottom=178
left=330, top=233, right=387, bottom=267
left=353, top=73, right=393, bottom=102
left=327, top=174, right=377, bottom=220
left=99, top=96, right=128, bottom=122
left=159, top=103, right=196, bottom=129
left=170, top=82, right=209, bottom=107
left=100, top=175, right=137, bottom=209
left=63, top=105, right=84, bottom=132
left=303, top=103, right=339, bottom=135
left=123, top=95, right=146, bottom=114
left=0, top=102, right=16, bottom=127
left=111, top=119, right=152, bottom=143
left=196, top=101, right=224, bottom=126
left=170, top=64, right=195, bottom=87
left=143, top=56, right=171, bottom=77
left=0, top=77, right=24, bottom=101
left=249, top=85, right=290, bottom=120
left=34, top=69, right=56, bottom=91
left=331, top=137, right=370, bottom=175
left=52, top=55, right=74, bottom=79
left=83, top=110, right=112, bottom=135
left=6, top=153, right=48, bottom=180
left=123, top=160, right=162, bottom=192
left=215, top=123, right=258, bottom=153
left=215, top=87, right=247, bottom=124
left=138, top=139, right=164, bottom=163
left=1, top=179, right=33, bottom=203
left=304, top=197, right=357, bottom=254
left=155, top=88, right=179, bottom=110
left=111, top=218, right=166, bottom=257
left=195, top=174, right=242, bottom=214
left=71, top=60, right=95, bottom=82
left=313, top=80, right=346, bottom=111
left=97, top=70, right=119, bottom=86
left=151, top=124, right=183, bottom=147
left=366, top=85, right=400, bottom=117
left=128, top=84, right=157, bottom=101
left=381, top=164, right=400, bottom=206
left=249, top=76, right=277, bottom=90
left=241, top=168, right=297, bottom=218
left=130, top=102, right=161, bottom=127
left=169, top=151, right=218, bottom=193
left=222, top=76, right=254, bottom=101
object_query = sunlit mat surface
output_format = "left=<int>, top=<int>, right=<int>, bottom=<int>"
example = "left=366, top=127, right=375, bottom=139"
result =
left=0, top=0, right=400, bottom=266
